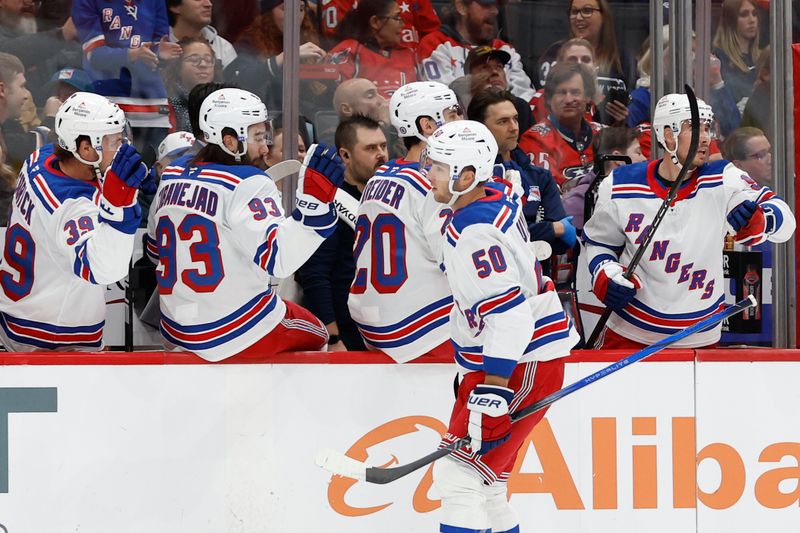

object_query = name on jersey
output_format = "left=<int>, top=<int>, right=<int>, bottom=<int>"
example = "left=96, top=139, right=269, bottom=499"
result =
left=361, top=178, right=405, bottom=209
left=625, top=213, right=714, bottom=299
left=14, top=175, right=34, bottom=224
left=156, top=181, right=219, bottom=216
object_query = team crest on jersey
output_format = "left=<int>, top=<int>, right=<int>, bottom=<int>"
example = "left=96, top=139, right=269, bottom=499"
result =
left=531, top=123, right=551, bottom=136
left=124, top=0, right=138, bottom=20
left=329, top=49, right=352, bottom=64
left=563, top=165, right=591, bottom=182
left=527, top=185, right=541, bottom=202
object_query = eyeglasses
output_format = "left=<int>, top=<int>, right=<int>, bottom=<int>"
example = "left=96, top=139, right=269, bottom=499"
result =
left=569, top=6, right=601, bottom=18
left=746, top=149, right=771, bottom=161
left=380, top=14, right=403, bottom=22
left=183, top=55, right=215, bottom=67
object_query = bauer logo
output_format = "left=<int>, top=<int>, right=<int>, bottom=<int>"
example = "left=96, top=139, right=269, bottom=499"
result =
left=326, top=415, right=800, bottom=516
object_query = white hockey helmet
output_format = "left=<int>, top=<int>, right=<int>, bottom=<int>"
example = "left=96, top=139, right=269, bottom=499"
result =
left=652, top=93, right=714, bottom=164
left=389, top=81, right=461, bottom=140
left=199, top=88, right=269, bottom=160
left=55, top=92, right=127, bottom=167
left=424, top=120, right=498, bottom=204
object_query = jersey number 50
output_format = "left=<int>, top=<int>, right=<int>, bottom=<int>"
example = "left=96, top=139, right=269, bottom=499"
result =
left=351, top=214, right=407, bottom=294
left=156, top=215, right=224, bottom=294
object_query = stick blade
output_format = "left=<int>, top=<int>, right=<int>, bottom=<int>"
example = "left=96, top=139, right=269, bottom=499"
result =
left=315, top=448, right=367, bottom=481
left=267, top=159, right=302, bottom=182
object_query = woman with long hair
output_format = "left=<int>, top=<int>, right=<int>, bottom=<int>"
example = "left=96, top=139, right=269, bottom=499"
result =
left=712, top=0, right=763, bottom=109
left=327, top=0, right=418, bottom=99
left=164, top=38, right=221, bottom=133
left=225, top=0, right=326, bottom=110
left=538, top=0, right=636, bottom=94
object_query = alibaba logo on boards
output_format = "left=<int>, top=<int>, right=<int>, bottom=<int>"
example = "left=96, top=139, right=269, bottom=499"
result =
left=325, top=416, right=800, bottom=515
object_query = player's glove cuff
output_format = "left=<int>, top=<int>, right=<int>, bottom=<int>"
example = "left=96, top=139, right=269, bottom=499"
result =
left=292, top=192, right=337, bottom=237
left=98, top=197, right=142, bottom=235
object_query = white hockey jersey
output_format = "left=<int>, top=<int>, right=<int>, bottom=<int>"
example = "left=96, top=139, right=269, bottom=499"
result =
left=147, top=158, right=330, bottom=362
left=583, top=159, right=795, bottom=347
left=442, top=182, right=579, bottom=377
left=0, top=144, right=139, bottom=351
left=347, top=159, right=453, bottom=362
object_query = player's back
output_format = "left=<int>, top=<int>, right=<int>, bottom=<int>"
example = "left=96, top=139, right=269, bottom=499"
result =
left=151, top=159, right=288, bottom=362
left=348, top=159, right=453, bottom=362
left=0, top=145, right=108, bottom=350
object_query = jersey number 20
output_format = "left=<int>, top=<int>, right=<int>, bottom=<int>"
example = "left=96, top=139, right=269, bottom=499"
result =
left=156, top=215, right=224, bottom=294
left=351, top=214, right=407, bottom=294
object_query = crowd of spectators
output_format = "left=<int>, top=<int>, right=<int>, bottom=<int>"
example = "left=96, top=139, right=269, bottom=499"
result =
left=0, top=0, right=785, bottom=347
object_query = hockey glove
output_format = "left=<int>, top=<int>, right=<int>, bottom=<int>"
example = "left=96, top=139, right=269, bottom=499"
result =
left=729, top=201, right=776, bottom=245
left=593, top=261, right=642, bottom=312
left=558, top=216, right=577, bottom=247
left=102, top=144, right=147, bottom=207
left=293, top=192, right=337, bottom=238
left=457, top=384, right=515, bottom=455
left=297, top=143, right=344, bottom=204
left=139, top=165, right=159, bottom=195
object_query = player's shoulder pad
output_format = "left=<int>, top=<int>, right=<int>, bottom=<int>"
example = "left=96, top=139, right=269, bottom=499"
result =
left=609, top=160, right=650, bottom=186
left=446, top=183, right=518, bottom=246
left=183, top=162, right=263, bottom=191
left=160, top=153, right=193, bottom=183
left=699, top=158, right=729, bottom=177
left=26, top=143, right=100, bottom=215
left=374, top=159, right=432, bottom=196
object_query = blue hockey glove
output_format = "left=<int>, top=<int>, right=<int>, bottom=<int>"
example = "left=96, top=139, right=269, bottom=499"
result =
left=102, top=144, right=146, bottom=207
left=593, top=261, right=642, bottom=312
left=298, top=143, right=344, bottom=203
left=558, top=216, right=577, bottom=247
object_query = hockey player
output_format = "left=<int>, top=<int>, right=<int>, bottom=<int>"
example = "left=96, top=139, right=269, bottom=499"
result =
left=0, top=92, right=145, bottom=350
left=583, top=93, right=795, bottom=349
left=347, top=81, right=463, bottom=362
left=148, top=88, right=343, bottom=361
left=425, top=120, right=579, bottom=533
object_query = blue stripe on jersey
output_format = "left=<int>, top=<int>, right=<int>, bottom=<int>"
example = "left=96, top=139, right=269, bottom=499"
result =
left=611, top=192, right=659, bottom=200
left=160, top=289, right=278, bottom=350
left=0, top=312, right=104, bottom=350
left=72, top=242, right=98, bottom=284
left=617, top=295, right=725, bottom=335
left=582, top=233, right=625, bottom=253
left=177, top=176, right=237, bottom=191
left=496, top=527, right=520, bottom=533
left=629, top=294, right=725, bottom=320
left=439, top=525, right=489, bottom=533
left=356, top=295, right=453, bottom=349
left=358, top=295, right=453, bottom=333
left=382, top=171, right=428, bottom=196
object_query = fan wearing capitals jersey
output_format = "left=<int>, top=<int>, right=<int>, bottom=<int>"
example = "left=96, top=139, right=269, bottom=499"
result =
left=0, top=92, right=146, bottom=351
left=347, top=81, right=463, bottom=362
left=425, top=120, right=579, bottom=533
left=147, top=88, right=343, bottom=362
left=583, top=93, right=795, bottom=349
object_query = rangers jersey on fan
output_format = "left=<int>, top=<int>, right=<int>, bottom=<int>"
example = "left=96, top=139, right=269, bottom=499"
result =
left=583, top=159, right=795, bottom=347
left=328, top=40, right=419, bottom=99
left=72, top=0, right=170, bottom=127
left=147, top=158, right=331, bottom=362
left=442, top=182, right=579, bottom=377
left=318, top=0, right=440, bottom=50
left=348, top=159, right=453, bottom=362
left=418, top=25, right=535, bottom=101
left=0, top=144, right=139, bottom=351
left=519, top=115, right=603, bottom=189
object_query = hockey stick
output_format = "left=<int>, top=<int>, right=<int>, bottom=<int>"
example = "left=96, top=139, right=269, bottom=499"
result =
left=586, top=84, right=701, bottom=347
left=268, top=159, right=358, bottom=229
left=316, top=295, right=755, bottom=485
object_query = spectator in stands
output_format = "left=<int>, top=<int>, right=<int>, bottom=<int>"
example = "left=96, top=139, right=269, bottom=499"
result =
left=740, top=47, right=770, bottom=139
left=0, top=0, right=38, bottom=42
left=164, top=38, right=220, bottom=133
left=296, top=115, right=388, bottom=351
left=0, top=51, right=31, bottom=170
left=712, top=0, right=763, bottom=111
left=264, top=116, right=309, bottom=169
left=519, top=62, right=602, bottom=190
left=227, top=0, right=325, bottom=111
left=468, top=87, right=574, bottom=255
left=167, top=0, right=238, bottom=69
left=317, top=0, right=439, bottom=51
left=538, top=0, right=636, bottom=93
left=333, top=78, right=389, bottom=125
left=722, top=127, right=771, bottom=186
left=562, top=126, right=645, bottom=230
left=418, top=0, right=535, bottom=101
left=72, top=0, right=183, bottom=151
left=328, top=0, right=418, bottom=99
left=628, top=27, right=741, bottom=140
left=450, top=46, right=534, bottom=136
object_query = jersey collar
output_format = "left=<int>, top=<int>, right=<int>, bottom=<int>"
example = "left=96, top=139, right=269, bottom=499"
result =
left=645, top=159, right=699, bottom=205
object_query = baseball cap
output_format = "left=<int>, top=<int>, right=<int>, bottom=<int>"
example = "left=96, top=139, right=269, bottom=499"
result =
left=45, top=68, right=92, bottom=94
left=464, top=46, right=511, bottom=72
left=158, top=131, right=196, bottom=160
